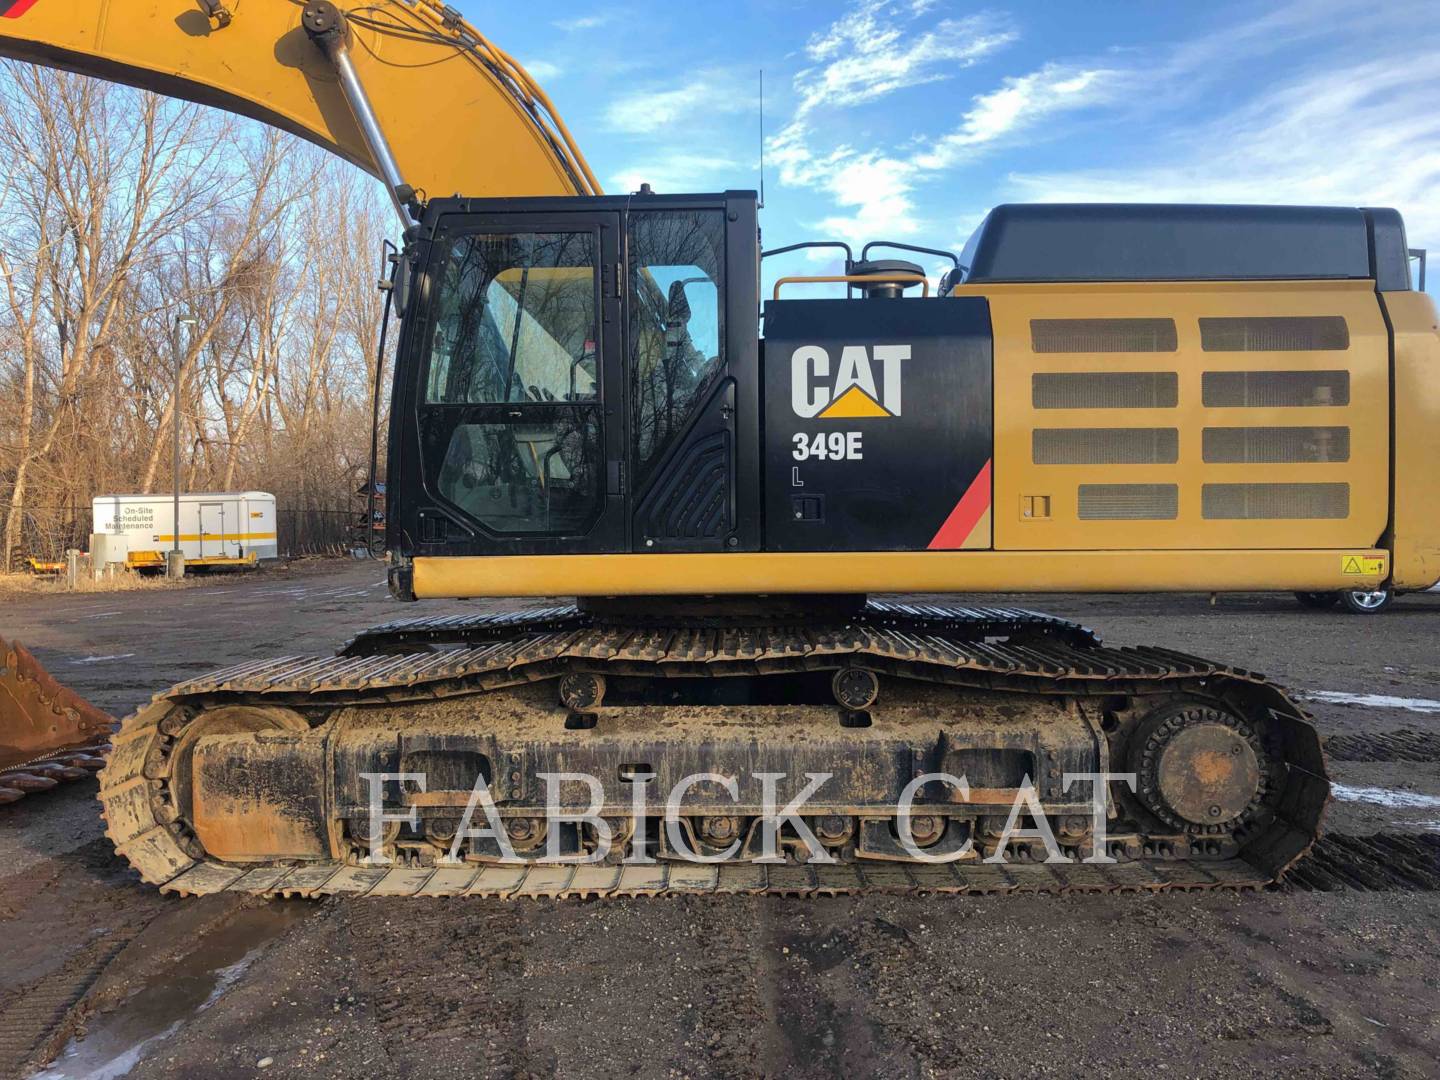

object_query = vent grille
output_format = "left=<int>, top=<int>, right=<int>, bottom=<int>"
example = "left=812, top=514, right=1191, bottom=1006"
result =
left=1032, top=372, right=1179, bottom=409
left=1202, top=483, right=1349, bottom=520
left=1202, top=370, right=1350, bottom=407
left=1078, top=484, right=1179, bottom=520
left=1034, top=428, right=1179, bottom=465
left=1199, top=316, right=1349, bottom=352
left=1202, top=426, right=1350, bottom=463
left=1031, top=318, right=1178, bottom=353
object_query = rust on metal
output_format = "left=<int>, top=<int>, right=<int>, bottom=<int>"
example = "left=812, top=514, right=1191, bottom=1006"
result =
left=1155, top=722, right=1261, bottom=824
left=0, top=635, right=115, bottom=804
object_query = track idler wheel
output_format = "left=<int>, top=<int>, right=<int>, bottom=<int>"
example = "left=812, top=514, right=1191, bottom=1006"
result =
left=559, top=672, right=605, bottom=711
left=832, top=667, right=879, bottom=710
left=1131, top=703, right=1270, bottom=834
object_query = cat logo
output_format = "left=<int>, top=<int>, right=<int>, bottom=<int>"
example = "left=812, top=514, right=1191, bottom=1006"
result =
left=0, top=0, right=42, bottom=17
left=791, top=344, right=907, bottom=419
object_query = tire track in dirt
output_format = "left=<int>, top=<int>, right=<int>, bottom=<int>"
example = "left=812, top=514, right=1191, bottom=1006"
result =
left=0, top=941, right=127, bottom=1080
left=0, top=840, right=248, bottom=1078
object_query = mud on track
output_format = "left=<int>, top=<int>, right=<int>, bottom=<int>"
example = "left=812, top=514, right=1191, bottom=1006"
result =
left=2, top=560, right=1439, bottom=1078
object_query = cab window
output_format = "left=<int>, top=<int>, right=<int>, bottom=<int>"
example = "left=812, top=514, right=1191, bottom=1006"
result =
left=426, top=232, right=598, bottom=404
left=628, top=210, right=725, bottom=483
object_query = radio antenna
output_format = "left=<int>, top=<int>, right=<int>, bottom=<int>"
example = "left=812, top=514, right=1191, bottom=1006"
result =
left=758, top=69, right=766, bottom=210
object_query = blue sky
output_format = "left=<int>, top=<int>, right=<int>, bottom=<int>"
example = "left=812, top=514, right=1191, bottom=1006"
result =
left=457, top=0, right=1440, bottom=291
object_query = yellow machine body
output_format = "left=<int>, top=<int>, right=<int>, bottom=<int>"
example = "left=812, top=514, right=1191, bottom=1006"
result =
left=0, top=0, right=1381, bottom=893
left=1, top=3, right=1434, bottom=604
left=411, top=277, right=1434, bottom=598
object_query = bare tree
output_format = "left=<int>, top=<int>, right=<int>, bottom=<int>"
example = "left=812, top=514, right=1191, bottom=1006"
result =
left=0, top=64, right=395, bottom=566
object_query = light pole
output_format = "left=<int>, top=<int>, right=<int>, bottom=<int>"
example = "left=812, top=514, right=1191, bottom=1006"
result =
left=169, top=316, right=198, bottom=580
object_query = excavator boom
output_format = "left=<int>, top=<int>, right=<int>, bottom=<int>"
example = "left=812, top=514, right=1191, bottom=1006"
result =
left=0, top=0, right=599, bottom=203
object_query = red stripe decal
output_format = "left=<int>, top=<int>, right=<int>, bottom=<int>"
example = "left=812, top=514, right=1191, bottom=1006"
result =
left=926, top=459, right=993, bottom=550
left=2, top=0, right=42, bottom=17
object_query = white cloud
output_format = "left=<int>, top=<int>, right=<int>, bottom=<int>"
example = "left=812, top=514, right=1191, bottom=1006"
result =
left=760, top=0, right=1440, bottom=261
left=611, top=153, right=742, bottom=196
left=553, top=14, right=610, bottom=32
left=770, top=61, right=1113, bottom=245
left=604, top=74, right=752, bottom=136
left=605, top=83, right=708, bottom=136
left=764, top=1, right=1110, bottom=244
left=1004, top=53, right=1440, bottom=243
left=521, top=59, right=562, bottom=83
left=769, top=122, right=920, bottom=245
left=914, top=64, right=1113, bottom=169
left=795, top=3, right=1015, bottom=116
left=816, top=153, right=921, bottom=243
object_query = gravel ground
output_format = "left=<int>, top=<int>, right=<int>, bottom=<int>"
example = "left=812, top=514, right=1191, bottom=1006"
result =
left=2, top=560, right=1438, bottom=1079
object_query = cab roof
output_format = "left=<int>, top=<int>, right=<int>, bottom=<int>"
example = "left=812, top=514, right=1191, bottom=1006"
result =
left=957, top=204, right=1411, bottom=290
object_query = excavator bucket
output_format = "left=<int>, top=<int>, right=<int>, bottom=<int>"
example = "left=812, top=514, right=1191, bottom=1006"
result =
left=0, top=636, right=114, bottom=804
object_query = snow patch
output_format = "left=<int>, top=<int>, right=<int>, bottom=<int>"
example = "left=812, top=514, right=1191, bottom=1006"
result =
left=1303, top=691, right=1440, bottom=714
left=1330, top=784, right=1440, bottom=809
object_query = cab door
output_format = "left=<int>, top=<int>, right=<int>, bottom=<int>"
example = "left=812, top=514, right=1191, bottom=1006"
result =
left=412, top=213, right=626, bottom=553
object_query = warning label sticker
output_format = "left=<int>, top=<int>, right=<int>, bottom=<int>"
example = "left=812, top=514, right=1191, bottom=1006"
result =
left=1341, top=555, right=1387, bottom=576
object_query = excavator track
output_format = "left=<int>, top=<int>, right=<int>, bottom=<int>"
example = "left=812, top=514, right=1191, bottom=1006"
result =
left=337, top=600, right=1102, bottom=656
left=98, top=606, right=1329, bottom=899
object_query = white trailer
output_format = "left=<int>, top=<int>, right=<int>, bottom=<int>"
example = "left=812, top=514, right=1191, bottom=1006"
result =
left=91, top=492, right=278, bottom=570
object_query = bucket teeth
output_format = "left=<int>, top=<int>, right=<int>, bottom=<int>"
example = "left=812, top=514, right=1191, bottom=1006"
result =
left=0, top=635, right=116, bottom=804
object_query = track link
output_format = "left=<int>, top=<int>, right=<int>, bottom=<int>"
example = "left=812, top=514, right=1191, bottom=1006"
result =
left=337, top=600, right=1101, bottom=656
left=99, top=605, right=1329, bottom=899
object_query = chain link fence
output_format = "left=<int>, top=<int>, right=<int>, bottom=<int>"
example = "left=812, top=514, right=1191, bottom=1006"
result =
left=276, top=506, right=361, bottom=556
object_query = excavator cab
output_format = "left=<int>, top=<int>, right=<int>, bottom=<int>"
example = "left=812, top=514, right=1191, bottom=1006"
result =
left=384, top=190, right=997, bottom=600
left=386, top=192, right=761, bottom=585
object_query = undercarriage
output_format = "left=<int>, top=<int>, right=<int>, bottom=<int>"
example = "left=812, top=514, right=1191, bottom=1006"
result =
left=97, top=603, right=1329, bottom=898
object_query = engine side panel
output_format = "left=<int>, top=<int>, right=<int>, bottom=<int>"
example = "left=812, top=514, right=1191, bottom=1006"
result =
left=963, top=278, right=1391, bottom=554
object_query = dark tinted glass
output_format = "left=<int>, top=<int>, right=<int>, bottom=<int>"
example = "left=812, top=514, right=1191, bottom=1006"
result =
left=426, top=232, right=598, bottom=404
left=628, top=210, right=725, bottom=483
left=435, top=413, right=602, bottom=534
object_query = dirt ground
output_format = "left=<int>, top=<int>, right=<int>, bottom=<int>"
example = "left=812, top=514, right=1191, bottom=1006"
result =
left=2, top=559, right=1438, bottom=1079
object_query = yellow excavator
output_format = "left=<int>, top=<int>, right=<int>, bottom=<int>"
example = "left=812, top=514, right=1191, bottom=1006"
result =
left=3, top=0, right=1436, bottom=897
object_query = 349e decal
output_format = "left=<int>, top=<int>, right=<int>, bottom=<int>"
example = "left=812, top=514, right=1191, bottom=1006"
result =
left=790, top=343, right=909, bottom=461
